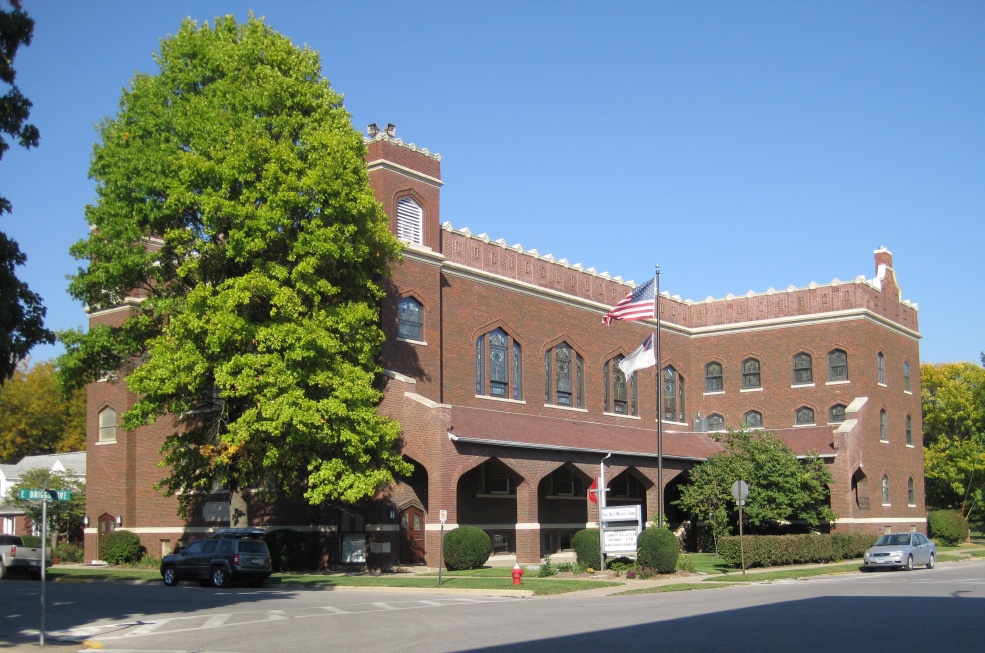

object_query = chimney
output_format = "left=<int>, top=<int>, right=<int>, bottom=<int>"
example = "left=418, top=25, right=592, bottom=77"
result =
left=874, top=246, right=893, bottom=273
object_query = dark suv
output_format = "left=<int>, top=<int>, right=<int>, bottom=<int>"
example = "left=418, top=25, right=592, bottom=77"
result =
left=160, top=528, right=272, bottom=588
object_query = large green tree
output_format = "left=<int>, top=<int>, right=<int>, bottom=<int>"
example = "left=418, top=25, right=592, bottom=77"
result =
left=6, top=468, right=86, bottom=548
left=674, top=429, right=835, bottom=542
left=0, top=1, right=54, bottom=382
left=0, top=360, right=85, bottom=463
left=921, top=359, right=985, bottom=518
left=58, top=15, right=409, bottom=518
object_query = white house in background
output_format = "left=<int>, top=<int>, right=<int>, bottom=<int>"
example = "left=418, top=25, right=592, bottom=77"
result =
left=0, top=452, right=86, bottom=535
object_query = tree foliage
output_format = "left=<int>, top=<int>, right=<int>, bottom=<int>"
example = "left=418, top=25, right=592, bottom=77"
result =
left=0, top=1, right=53, bottom=382
left=7, top=468, right=86, bottom=547
left=674, top=429, right=835, bottom=541
left=0, top=360, right=85, bottom=463
left=57, top=15, right=409, bottom=516
left=921, top=359, right=985, bottom=518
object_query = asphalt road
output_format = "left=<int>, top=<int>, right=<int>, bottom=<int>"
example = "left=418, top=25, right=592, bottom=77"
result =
left=4, top=561, right=985, bottom=652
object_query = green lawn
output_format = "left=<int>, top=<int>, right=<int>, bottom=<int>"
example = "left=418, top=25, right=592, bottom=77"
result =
left=47, top=567, right=618, bottom=596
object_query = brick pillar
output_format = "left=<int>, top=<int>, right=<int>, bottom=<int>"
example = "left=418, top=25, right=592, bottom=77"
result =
left=515, top=480, right=540, bottom=564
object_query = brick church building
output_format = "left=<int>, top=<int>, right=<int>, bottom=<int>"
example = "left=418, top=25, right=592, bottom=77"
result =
left=83, top=130, right=925, bottom=568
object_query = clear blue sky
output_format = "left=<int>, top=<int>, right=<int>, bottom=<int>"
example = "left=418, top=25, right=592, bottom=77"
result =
left=4, top=1, right=983, bottom=365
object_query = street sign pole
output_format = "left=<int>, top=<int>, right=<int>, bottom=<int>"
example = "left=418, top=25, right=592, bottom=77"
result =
left=40, top=490, right=48, bottom=647
left=437, top=510, right=447, bottom=587
left=731, top=480, right=749, bottom=576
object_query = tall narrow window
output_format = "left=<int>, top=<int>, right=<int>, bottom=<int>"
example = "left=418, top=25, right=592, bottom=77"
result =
left=397, top=296, right=424, bottom=341
left=705, top=362, right=723, bottom=392
left=395, top=196, right=423, bottom=244
left=662, top=366, right=685, bottom=422
left=604, top=356, right=637, bottom=416
left=830, top=404, right=847, bottom=423
left=903, top=361, right=911, bottom=392
left=744, top=410, right=763, bottom=428
left=476, top=329, right=522, bottom=400
left=707, top=414, right=725, bottom=431
left=742, top=358, right=761, bottom=389
left=793, top=353, right=813, bottom=384
left=98, top=407, right=117, bottom=442
left=907, top=477, right=915, bottom=505
left=545, top=343, right=583, bottom=407
left=880, top=409, right=888, bottom=442
left=796, top=407, right=815, bottom=425
left=877, top=352, right=886, bottom=384
left=906, top=414, right=912, bottom=445
left=828, top=349, right=848, bottom=381
left=882, top=474, right=890, bottom=505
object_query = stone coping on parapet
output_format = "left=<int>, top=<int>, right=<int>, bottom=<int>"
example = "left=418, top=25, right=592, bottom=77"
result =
left=363, top=133, right=441, bottom=160
left=439, top=221, right=918, bottom=311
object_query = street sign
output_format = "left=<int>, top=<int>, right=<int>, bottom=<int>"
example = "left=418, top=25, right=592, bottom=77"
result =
left=439, top=510, right=447, bottom=524
left=731, top=480, right=749, bottom=506
left=17, top=489, right=71, bottom=501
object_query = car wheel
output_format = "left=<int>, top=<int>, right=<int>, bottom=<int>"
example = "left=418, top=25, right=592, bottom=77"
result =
left=212, top=566, right=229, bottom=588
left=904, top=555, right=914, bottom=571
left=162, top=566, right=179, bottom=586
left=927, top=553, right=935, bottom=569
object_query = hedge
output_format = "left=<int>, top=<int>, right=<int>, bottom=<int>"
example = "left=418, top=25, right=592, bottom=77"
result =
left=928, top=510, right=969, bottom=546
left=718, top=532, right=876, bottom=568
left=637, top=527, right=679, bottom=574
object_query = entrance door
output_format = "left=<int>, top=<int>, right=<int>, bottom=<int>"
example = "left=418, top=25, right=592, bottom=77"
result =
left=399, top=506, right=426, bottom=564
left=96, top=513, right=117, bottom=556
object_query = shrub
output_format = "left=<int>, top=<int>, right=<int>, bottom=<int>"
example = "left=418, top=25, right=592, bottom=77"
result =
left=265, top=528, right=323, bottom=571
left=442, top=526, right=491, bottom=570
left=718, top=532, right=876, bottom=568
left=929, top=510, right=970, bottom=546
left=99, top=530, right=144, bottom=564
left=54, top=542, right=83, bottom=563
left=571, top=529, right=600, bottom=569
left=637, top=527, right=680, bottom=574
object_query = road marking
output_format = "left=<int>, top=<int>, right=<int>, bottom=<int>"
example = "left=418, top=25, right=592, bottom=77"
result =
left=63, top=597, right=517, bottom=643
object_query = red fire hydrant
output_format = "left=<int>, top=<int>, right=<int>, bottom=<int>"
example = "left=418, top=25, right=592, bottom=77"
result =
left=512, top=564, right=525, bottom=585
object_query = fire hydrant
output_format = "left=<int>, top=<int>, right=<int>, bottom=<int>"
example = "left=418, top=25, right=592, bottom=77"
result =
left=512, top=564, right=525, bottom=585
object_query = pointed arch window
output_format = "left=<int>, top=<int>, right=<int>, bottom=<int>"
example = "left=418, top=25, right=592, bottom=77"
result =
left=397, top=296, right=424, bottom=341
left=476, top=328, right=522, bottom=400
left=796, top=406, right=815, bottom=425
left=828, top=349, right=848, bottom=382
left=907, top=477, right=915, bottom=505
left=744, top=410, right=763, bottom=428
left=906, top=414, right=913, bottom=446
left=880, top=409, right=888, bottom=442
left=903, top=361, right=911, bottom=392
left=545, top=343, right=583, bottom=408
left=98, top=407, right=117, bottom=442
left=882, top=474, right=891, bottom=505
left=705, top=362, right=723, bottom=392
left=707, top=414, right=725, bottom=431
left=877, top=352, right=886, bottom=384
left=604, top=356, right=637, bottom=416
left=742, top=358, right=761, bottom=389
left=793, top=352, right=813, bottom=384
left=396, top=196, right=423, bottom=245
left=830, top=404, right=847, bottom=423
left=662, top=366, right=685, bottom=422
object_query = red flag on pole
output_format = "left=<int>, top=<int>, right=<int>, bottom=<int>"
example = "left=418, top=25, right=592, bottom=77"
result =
left=588, top=476, right=598, bottom=504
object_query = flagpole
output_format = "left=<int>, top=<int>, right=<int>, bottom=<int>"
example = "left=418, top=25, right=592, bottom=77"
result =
left=655, top=265, right=663, bottom=529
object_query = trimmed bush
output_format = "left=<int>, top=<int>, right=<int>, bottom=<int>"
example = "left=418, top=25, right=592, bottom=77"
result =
left=99, top=530, right=144, bottom=564
left=929, top=510, right=969, bottom=546
left=442, top=526, right=491, bottom=571
left=264, top=528, right=322, bottom=571
left=571, top=529, right=600, bottom=569
left=637, top=527, right=680, bottom=574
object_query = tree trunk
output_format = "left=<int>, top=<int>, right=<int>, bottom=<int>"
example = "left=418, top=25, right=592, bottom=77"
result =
left=229, top=489, right=249, bottom=527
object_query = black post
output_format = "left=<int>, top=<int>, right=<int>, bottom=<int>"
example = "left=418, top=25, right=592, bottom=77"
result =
left=655, top=266, right=663, bottom=529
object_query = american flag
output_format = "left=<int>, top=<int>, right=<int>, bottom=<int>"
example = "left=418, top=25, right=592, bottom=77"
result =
left=603, top=277, right=655, bottom=325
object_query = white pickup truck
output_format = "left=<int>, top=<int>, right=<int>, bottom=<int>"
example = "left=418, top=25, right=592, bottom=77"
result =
left=0, top=534, right=52, bottom=579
